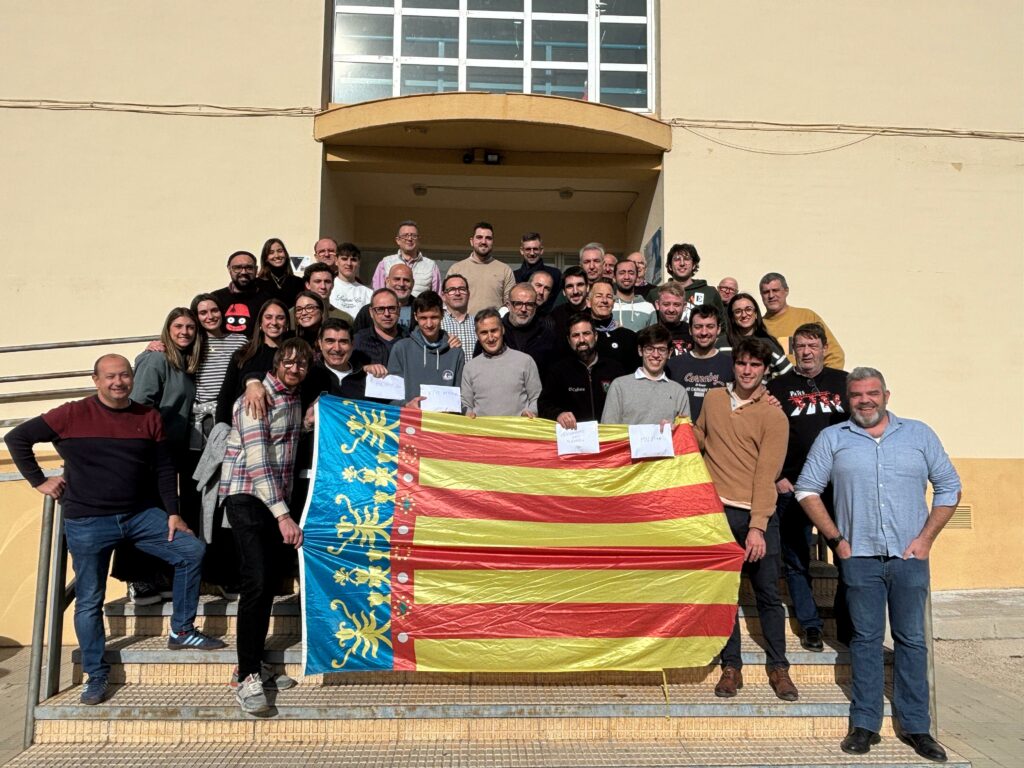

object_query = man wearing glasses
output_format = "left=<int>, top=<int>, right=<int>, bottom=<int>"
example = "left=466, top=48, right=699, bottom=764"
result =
left=372, top=220, right=441, bottom=297
left=220, top=339, right=312, bottom=715
left=440, top=274, right=476, bottom=352
left=488, top=283, right=558, bottom=374
left=600, top=324, right=690, bottom=425
left=353, top=288, right=410, bottom=366
left=211, top=250, right=272, bottom=337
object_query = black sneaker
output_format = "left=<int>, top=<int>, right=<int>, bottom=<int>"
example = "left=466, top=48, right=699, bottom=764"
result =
left=127, top=582, right=161, bottom=606
left=79, top=676, right=109, bottom=705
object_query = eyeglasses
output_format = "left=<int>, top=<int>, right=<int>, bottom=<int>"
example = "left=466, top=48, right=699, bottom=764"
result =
left=642, top=345, right=669, bottom=356
left=372, top=306, right=399, bottom=315
left=281, top=360, right=309, bottom=370
left=397, top=234, right=419, bottom=241
left=444, top=287, right=468, bottom=294
left=295, top=305, right=322, bottom=315
left=229, top=265, right=255, bottom=273
left=732, top=307, right=756, bottom=316
left=509, top=301, right=537, bottom=310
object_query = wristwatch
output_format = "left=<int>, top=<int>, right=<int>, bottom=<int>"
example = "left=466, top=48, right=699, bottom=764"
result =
left=826, top=533, right=846, bottom=549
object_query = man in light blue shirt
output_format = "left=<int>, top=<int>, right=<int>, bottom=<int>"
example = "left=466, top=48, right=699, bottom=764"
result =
left=796, top=367, right=961, bottom=762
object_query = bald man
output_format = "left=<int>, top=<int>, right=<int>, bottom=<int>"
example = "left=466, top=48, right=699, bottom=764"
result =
left=5, top=355, right=221, bottom=706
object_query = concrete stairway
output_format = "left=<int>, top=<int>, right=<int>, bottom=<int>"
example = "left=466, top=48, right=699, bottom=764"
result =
left=6, top=564, right=970, bottom=767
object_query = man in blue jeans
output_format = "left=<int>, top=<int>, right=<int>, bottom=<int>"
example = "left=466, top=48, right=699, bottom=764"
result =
left=4, top=354, right=224, bottom=706
left=797, top=366, right=961, bottom=762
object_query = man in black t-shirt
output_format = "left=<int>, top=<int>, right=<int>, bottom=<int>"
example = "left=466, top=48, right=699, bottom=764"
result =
left=667, top=305, right=733, bottom=419
left=211, top=251, right=272, bottom=337
left=767, top=323, right=850, bottom=651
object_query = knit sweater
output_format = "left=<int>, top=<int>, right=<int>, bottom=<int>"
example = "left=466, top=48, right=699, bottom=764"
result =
left=461, top=346, right=541, bottom=417
left=763, top=306, right=845, bottom=369
left=600, top=370, right=691, bottom=425
left=446, top=257, right=515, bottom=316
left=693, top=386, right=788, bottom=532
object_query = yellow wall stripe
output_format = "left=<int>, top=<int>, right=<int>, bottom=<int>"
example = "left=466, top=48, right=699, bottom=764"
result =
left=412, top=636, right=727, bottom=672
left=415, top=568, right=740, bottom=605
left=411, top=515, right=736, bottom=549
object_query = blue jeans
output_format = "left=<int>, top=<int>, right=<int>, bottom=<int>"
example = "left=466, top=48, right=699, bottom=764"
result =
left=842, top=555, right=931, bottom=733
left=777, top=492, right=822, bottom=631
left=64, top=508, right=205, bottom=680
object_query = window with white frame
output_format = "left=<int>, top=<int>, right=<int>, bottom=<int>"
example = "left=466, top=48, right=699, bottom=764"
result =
left=332, top=0, right=654, bottom=111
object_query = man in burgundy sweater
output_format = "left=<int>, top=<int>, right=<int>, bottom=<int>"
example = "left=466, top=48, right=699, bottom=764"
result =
left=5, top=354, right=223, bottom=706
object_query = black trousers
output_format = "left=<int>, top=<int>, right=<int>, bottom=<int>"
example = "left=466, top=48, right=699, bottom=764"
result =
left=225, top=494, right=284, bottom=680
left=720, top=506, right=789, bottom=671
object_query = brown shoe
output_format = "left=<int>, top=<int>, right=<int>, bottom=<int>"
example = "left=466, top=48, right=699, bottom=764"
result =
left=768, top=667, right=799, bottom=701
left=714, top=666, right=743, bottom=698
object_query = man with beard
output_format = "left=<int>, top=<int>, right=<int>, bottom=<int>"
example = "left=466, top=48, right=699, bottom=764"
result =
left=353, top=288, right=410, bottom=366
left=647, top=282, right=692, bottom=356
left=612, top=258, right=656, bottom=331
left=767, top=323, right=850, bottom=652
left=461, top=309, right=541, bottom=418
left=797, top=368, right=960, bottom=763
left=528, top=271, right=556, bottom=316
left=694, top=338, right=794, bottom=703
left=446, top=222, right=515, bottom=315
left=372, top=220, right=441, bottom=297
left=512, top=232, right=561, bottom=312
left=579, top=242, right=605, bottom=284
left=539, top=315, right=624, bottom=427
left=548, top=266, right=590, bottom=345
left=480, top=283, right=558, bottom=375
left=212, top=251, right=272, bottom=337
left=658, top=242, right=725, bottom=323
left=353, top=263, right=415, bottom=332
left=587, top=278, right=639, bottom=372
left=666, top=305, right=733, bottom=420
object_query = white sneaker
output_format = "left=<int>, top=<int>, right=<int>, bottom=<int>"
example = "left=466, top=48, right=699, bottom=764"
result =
left=229, top=663, right=297, bottom=691
left=234, top=672, right=269, bottom=715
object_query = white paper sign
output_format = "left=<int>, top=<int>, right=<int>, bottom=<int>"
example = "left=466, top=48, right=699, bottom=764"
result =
left=555, top=421, right=600, bottom=455
left=628, top=424, right=675, bottom=459
left=365, top=374, right=405, bottom=400
left=420, top=384, right=462, bottom=413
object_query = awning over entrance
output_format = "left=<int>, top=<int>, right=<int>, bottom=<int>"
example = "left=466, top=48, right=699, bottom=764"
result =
left=314, top=92, right=670, bottom=180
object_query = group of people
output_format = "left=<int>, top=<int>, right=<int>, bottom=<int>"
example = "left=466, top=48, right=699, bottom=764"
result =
left=5, top=220, right=959, bottom=762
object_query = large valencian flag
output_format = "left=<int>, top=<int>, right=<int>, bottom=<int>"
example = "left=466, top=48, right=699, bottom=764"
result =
left=300, top=395, right=744, bottom=675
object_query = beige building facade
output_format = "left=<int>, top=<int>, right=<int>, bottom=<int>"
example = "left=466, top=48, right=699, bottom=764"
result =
left=0, top=1, right=1021, bottom=643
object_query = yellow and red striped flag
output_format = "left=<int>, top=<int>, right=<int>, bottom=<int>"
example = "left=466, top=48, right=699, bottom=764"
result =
left=300, top=396, right=743, bottom=675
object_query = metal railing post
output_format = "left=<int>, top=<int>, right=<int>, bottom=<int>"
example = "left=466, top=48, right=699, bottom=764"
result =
left=44, top=504, right=68, bottom=698
left=24, top=496, right=55, bottom=749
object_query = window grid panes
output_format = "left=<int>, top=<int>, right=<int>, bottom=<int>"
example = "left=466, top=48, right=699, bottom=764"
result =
left=332, top=1, right=654, bottom=111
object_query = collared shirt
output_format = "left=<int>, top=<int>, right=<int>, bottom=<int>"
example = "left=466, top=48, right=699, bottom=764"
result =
left=219, top=373, right=302, bottom=519
left=442, top=309, right=477, bottom=354
left=371, top=251, right=442, bottom=296
left=795, top=412, right=961, bottom=557
left=634, top=367, right=668, bottom=382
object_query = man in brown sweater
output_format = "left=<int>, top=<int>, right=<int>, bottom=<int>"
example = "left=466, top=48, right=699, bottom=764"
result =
left=693, top=337, right=795, bottom=701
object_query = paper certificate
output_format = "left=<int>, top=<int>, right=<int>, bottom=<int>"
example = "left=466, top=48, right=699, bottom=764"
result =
left=420, top=384, right=462, bottom=413
left=555, top=421, right=600, bottom=455
left=365, top=374, right=406, bottom=400
left=628, top=424, right=674, bottom=459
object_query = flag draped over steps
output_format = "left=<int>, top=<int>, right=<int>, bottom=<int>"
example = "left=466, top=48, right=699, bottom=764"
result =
left=300, top=395, right=744, bottom=675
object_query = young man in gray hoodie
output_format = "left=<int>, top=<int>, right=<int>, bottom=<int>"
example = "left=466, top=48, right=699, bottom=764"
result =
left=387, top=290, right=465, bottom=408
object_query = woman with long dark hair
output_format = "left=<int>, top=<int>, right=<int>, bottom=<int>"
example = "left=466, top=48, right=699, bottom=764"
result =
left=726, top=293, right=792, bottom=380
left=292, top=290, right=326, bottom=350
left=257, top=238, right=304, bottom=307
left=216, top=298, right=291, bottom=425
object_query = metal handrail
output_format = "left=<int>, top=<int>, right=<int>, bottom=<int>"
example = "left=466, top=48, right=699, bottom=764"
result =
left=0, top=371, right=92, bottom=384
left=0, top=335, right=151, bottom=354
left=24, top=495, right=54, bottom=748
left=0, top=388, right=96, bottom=406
